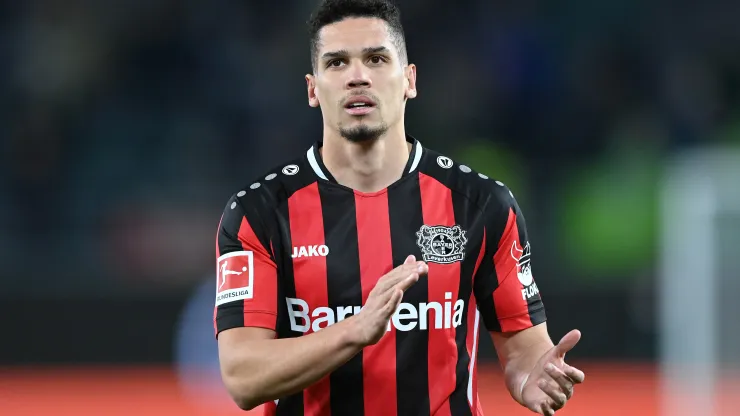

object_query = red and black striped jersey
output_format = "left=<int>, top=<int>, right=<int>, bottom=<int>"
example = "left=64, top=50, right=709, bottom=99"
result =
left=214, top=136, right=546, bottom=416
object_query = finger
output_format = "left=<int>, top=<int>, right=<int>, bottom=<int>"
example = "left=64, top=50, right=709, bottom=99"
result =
left=384, top=288, right=404, bottom=316
left=563, top=364, right=585, bottom=384
left=555, top=329, right=582, bottom=357
left=539, top=402, right=555, bottom=416
left=373, top=264, right=418, bottom=293
left=379, top=272, right=418, bottom=308
left=544, top=363, right=574, bottom=399
left=374, top=271, right=415, bottom=303
left=538, top=379, right=567, bottom=408
left=394, top=272, right=420, bottom=292
left=389, top=262, right=426, bottom=283
left=371, top=283, right=398, bottom=309
left=379, top=262, right=427, bottom=292
left=404, top=255, right=416, bottom=265
left=395, top=288, right=404, bottom=307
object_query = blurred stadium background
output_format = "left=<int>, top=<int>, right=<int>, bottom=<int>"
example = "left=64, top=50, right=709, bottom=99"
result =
left=2, top=1, right=740, bottom=415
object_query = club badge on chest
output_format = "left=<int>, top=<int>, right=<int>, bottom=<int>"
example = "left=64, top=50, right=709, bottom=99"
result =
left=415, top=225, right=468, bottom=264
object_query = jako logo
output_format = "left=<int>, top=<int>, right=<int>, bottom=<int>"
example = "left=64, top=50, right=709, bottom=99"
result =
left=286, top=293, right=465, bottom=333
left=292, top=245, right=329, bottom=258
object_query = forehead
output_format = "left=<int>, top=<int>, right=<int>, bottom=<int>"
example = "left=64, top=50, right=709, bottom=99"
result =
left=317, top=17, right=397, bottom=55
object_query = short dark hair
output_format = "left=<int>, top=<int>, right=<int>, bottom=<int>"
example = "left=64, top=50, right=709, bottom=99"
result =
left=308, top=0, right=408, bottom=72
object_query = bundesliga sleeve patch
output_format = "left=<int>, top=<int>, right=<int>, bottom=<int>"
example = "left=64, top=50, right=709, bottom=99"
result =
left=216, top=251, right=254, bottom=306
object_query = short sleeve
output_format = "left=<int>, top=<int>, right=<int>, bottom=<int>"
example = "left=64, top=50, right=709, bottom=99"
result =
left=473, top=184, right=546, bottom=333
left=214, top=193, right=279, bottom=338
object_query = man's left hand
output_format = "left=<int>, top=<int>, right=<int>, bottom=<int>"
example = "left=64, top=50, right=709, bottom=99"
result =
left=520, top=330, right=585, bottom=415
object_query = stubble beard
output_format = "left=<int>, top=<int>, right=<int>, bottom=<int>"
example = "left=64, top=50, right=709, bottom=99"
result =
left=339, top=122, right=389, bottom=143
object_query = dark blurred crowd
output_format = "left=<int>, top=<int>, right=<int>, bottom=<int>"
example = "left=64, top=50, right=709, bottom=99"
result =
left=1, top=0, right=738, bottom=297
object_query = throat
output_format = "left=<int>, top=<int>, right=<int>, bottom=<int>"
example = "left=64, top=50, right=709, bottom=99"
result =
left=320, top=137, right=412, bottom=193
left=340, top=169, right=401, bottom=194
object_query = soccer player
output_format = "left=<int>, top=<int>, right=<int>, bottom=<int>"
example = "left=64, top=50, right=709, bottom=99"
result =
left=214, top=0, right=585, bottom=415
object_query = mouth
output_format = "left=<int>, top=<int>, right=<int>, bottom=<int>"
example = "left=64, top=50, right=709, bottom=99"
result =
left=344, top=96, right=377, bottom=116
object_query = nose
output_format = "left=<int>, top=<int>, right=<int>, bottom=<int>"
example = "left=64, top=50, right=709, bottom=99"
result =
left=345, top=62, right=372, bottom=90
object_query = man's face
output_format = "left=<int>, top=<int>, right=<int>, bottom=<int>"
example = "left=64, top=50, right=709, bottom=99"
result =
left=306, top=17, right=417, bottom=143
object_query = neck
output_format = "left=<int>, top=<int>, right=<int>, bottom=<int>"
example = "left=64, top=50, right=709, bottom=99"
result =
left=321, top=124, right=411, bottom=193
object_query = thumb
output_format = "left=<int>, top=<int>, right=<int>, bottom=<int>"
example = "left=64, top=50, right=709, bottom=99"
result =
left=404, top=255, right=416, bottom=265
left=555, top=329, right=581, bottom=357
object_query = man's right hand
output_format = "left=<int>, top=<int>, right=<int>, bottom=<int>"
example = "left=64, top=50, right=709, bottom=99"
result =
left=351, top=255, right=428, bottom=347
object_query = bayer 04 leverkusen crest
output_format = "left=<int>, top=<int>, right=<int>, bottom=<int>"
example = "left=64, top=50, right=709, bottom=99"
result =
left=415, top=225, right=468, bottom=264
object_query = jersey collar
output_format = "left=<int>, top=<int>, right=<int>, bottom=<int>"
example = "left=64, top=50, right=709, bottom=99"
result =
left=307, top=135, right=424, bottom=184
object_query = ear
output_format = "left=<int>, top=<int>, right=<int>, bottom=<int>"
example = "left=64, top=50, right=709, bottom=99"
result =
left=404, top=64, right=418, bottom=100
left=306, top=74, right=320, bottom=108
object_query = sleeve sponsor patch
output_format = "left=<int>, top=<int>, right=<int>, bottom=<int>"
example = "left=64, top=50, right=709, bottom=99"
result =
left=216, top=251, right=254, bottom=306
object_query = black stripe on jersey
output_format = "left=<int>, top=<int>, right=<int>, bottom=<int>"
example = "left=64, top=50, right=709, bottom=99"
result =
left=215, top=196, right=253, bottom=331
left=473, top=194, right=504, bottom=333
left=319, top=182, right=365, bottom=416
left=275, top=194, right=304, bottom=416
left=389, top=175, right=430, bottom=416
left=448, top=190, right=483, bottom=416
left=277, top=157, right=321, bottom=200
left=477, top=185, right=516, bottom=333
left=511, top=202, right=546, bottom=326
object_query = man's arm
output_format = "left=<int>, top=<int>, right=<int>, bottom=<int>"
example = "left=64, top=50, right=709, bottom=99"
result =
left=491, top=323, right=554, bottom=405
left=472, top=181, right=583, bottom=414
left=218, top=256, right=425, bottom=410
left=218, top=324, right=358, bottom=409
left=491, top=325, right=585, bottom=415
left=214, top=191, right=426, bottom=409
left=218, top=320, right=358, bottom=409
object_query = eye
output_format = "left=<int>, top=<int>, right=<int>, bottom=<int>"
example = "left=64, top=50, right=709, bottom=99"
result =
left=369, top=55, right=386, bottom=64
left=327, top=59, right=345, bottom=68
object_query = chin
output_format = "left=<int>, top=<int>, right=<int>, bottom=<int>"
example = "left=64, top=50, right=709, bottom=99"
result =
left=339, top=123, right=388, bottom=143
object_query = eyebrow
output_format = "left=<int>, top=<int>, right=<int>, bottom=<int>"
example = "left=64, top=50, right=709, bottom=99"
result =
left=321, top=46, right=390, bottom=60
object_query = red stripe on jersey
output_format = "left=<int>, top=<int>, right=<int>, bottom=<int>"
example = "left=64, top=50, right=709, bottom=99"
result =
left=466, top=228, right=486, bottom=414
left=419, top=173, right=458, bottom=416
left=354, top=192, right=397, bottom=416
left=288, top=182, right=331, bottom=416
left=236, top=216, right=278, bottom=330
left=261, top=400, right=277, bottom=416
left=493, top=208, right=532, bottom=332
left=472, top=227, right=486, bottom=285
